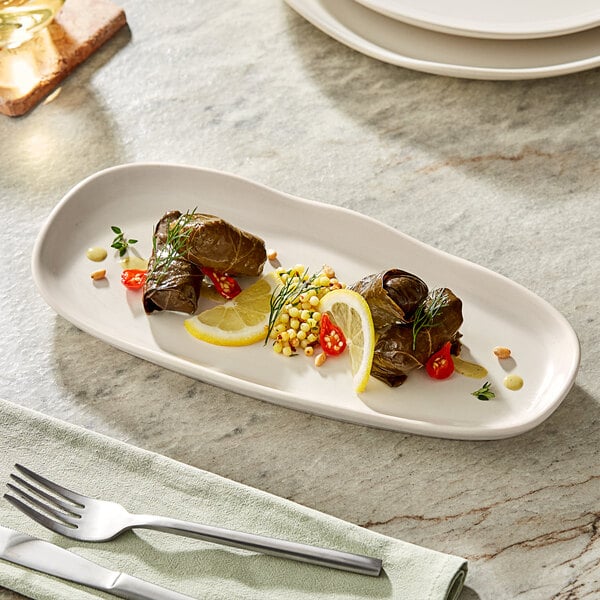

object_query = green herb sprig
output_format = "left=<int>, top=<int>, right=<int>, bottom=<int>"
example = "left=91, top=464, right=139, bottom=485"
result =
left=411, top=288, right=449, bottom=350
left=471, top=382, right=495, bottom=401
left=150, top=209, right=197, bottom=286
left=110, top=226, right=138, bottom=257
left=265, top=270, right=320, bottom=344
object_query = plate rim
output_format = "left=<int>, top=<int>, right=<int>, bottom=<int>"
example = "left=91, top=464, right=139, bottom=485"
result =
left=31, top=162, right=581, bottom=440
left=354, top=0, right=600, bottom=40
left=285, top=0, right=600, bottom=80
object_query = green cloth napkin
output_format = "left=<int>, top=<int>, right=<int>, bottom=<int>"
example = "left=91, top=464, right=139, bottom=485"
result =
left=0, top=398, right=467, bottom=599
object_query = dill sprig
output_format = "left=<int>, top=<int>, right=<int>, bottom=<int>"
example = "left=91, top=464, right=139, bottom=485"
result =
left=411, top=288, right=449, bottom=350
left=264, top=269, right=320, bottom=344
left=151, top=209, right=197, bottom=286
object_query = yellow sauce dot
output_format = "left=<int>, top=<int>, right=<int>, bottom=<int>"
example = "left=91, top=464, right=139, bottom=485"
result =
left=452, top=356, right=488, bottom=379
left=503, top=374, right=524, bottom=391
left=86, top=247, right=107, bottom=262
left=120, top=256, right=148, bottom=270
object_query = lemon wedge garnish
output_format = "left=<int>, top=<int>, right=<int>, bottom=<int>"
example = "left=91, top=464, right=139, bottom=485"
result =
left=319, top=289, right=375, bottom=393
left=185, top=272, right=280, bottom=346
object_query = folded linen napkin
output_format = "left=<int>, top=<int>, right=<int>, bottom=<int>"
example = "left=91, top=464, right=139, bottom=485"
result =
left=0, top=398, right=467, bottom=599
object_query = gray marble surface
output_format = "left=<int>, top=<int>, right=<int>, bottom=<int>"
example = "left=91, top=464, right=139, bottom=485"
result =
left=1, top=1, right=599, bottom=598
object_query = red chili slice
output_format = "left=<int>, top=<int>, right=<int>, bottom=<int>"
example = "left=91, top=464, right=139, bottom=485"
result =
left=425, top=342, right=455, bottom=380
left=200, top=267, right=241, bottom=299
left=319, top=313, right=347, bottom=356
left=121, top=269, right=146, bottom=290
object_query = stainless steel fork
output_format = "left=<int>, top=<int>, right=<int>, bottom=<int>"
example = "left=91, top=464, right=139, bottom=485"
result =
left=4, top=464, right=382, bottom=577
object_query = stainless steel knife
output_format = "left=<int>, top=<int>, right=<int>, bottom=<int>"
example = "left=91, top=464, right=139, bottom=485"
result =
left=0, top=525, right=195, bottom=599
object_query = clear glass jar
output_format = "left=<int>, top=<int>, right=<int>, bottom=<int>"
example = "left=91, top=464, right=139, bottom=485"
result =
left=0, top=0, right=65, bottom=49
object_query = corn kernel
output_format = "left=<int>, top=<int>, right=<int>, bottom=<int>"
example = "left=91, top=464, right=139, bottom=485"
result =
left=283, top=346, right=293, bottom=357
left=300, top=322, right=310, bottom=333
left=287, top=329, right=297, bottom=340
left=273, top=342, right=283, bottom=353
left=304, top=346, right=314, bottom=357
left=322, top=265, right=335, bottom=278
left=297, top=330, right=307, bottom=341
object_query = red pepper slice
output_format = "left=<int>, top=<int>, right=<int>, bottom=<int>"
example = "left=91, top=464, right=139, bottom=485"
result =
left=201, top=267, right=241, bottom=299
left=121, top=269, right=146, bottom=290
left=319, top=313, right=347, bottom=356
left=425, top=342, right=455, bottom=380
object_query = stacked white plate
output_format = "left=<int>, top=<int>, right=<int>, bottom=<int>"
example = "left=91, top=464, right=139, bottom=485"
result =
left=285, top=0, right=600, bottom=79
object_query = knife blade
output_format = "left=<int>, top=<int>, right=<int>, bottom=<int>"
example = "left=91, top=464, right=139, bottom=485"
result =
left=0, top=525, right=195, bottom=600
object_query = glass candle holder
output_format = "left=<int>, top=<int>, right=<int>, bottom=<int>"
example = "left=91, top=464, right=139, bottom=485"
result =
left=0, top=0, right=65, bottom=49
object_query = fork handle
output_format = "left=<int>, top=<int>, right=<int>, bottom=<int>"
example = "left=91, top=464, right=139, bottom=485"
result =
left=132, top=515, right=382, bottom=577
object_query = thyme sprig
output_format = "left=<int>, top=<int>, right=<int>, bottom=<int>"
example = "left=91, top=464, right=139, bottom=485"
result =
left=110, top=226, right=138, bottom=257
left=471, top=382, right=495, bottom=401
left=151, top=209, right=197, bottom=286
left=264, top=269, right=320, bottom=344
left=411, top=288, right=449, bottom=350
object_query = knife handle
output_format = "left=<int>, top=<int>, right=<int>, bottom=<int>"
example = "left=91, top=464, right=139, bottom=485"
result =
left=110, top=573, right=195, bottom=600
left=133, top=515, right=382, bottom=577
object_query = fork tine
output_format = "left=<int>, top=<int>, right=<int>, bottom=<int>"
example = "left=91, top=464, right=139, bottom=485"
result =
left=5, top=483, right=81, bottom=527
left=9, top=475, right=82, bottom=516
left=3, top=493, right=77, bottom=536
left=14, top=464, right=86, bottom=507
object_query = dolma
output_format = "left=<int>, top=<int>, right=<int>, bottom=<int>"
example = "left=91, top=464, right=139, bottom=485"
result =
left=370, top=289, right=463, bottom=387
left=350, top=269, right=463, bottom=387
left=143, top=211, right=204, bottom=314
left=178, top=213, right=267, bottom=277
left=350, top=269, right=428, bottom=330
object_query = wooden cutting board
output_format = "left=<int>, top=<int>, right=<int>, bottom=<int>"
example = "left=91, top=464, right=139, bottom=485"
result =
left=0, top=0, right=127, bottom=117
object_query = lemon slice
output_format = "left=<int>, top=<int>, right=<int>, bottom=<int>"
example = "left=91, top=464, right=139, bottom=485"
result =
left=319, top=289, right=375, bottom=393
left=185, top=272, right=280, bottom=346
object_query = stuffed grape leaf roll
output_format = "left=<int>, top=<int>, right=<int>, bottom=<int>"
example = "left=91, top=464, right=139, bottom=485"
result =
left=143, top=211, right=204, bottom=314
left=178, top=213, right=267, bottom=277
left=370, top=289, right=463, bottom=387
left=350, top=269, right=428, bottom=330
left=350, top=269, right=463, bottom=387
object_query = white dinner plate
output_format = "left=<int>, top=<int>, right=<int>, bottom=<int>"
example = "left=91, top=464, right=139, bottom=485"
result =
left=32, top=164, right=580, bottom=440
left=355, top=0, right=600, bottom=39
left=285, top=0, right=600, bottom=80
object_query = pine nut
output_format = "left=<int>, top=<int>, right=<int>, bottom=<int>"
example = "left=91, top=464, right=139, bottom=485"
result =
left=493, top=346, right=511, bottom=359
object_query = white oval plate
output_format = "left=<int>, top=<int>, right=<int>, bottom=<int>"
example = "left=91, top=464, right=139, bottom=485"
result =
left=285, top=0, right=600, bottom=80
left=355, top=0, right=600, bottom=40
left=32, top=164, right=580, bottom=440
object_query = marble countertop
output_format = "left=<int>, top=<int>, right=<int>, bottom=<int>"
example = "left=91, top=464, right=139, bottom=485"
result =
left=1, top=1, right=599, bottom=598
